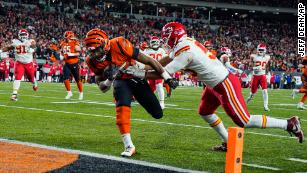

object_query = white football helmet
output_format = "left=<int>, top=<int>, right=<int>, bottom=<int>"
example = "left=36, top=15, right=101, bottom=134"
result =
left=149, top=36, right=160, bottom=49
left=257, top=43, right=267, bottom=56
left=221, top=47, right=232, bottom=57
left=18, top=29, right=29, bottom=41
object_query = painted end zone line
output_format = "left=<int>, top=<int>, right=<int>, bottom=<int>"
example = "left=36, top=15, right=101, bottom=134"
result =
left=288, top=158, right=307, bottom=163
left=242, top=163, right=281, bottom=171
left=0, top=138, right=208, bottom=173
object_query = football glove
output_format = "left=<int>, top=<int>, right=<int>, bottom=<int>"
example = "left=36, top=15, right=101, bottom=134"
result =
left=165, top=78, right=179, bottom=89
left=124, top=65, right=146, bottom=79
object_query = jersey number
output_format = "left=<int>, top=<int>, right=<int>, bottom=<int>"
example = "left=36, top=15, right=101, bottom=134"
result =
left=16, top=45, right=26, bottom=54
left=255, top=61, right=267, bottom=70
left=194, top=41, right=216, bottom=60
left=149, top=53, right=162, bottom=60
left=63, top=46, right=71, bottom=54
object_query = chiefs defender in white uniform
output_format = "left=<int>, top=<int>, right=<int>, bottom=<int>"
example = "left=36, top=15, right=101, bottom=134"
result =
left=0, top=29, right=38, bottom=101
left=125, top=22, right=303, bottom=149
left=219, top=47, right=243, bottom=74
left=143, top=36, right=168, bottom=109
left=246, top=44, right=270, bottom=111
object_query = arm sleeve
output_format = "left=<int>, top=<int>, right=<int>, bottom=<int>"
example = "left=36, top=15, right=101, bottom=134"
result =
left=165, top=51, right=192, bottom=75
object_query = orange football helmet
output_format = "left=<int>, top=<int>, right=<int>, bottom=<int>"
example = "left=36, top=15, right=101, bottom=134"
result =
left=84, top=28, right=110, bottom=61
left=139, top=41, right=149, bottom=51
left=64, top=31, right=75, bottom=40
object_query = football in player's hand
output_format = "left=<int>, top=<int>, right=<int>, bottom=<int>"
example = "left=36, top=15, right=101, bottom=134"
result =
left=95, top=74, right=106, bottom=85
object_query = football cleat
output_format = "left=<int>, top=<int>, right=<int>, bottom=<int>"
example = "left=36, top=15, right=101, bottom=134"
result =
left=297, top=102, right=304, bottom=110
left=78, top=92, right=83, bottom=100
left=264, top=106, right=270, bottom=111
left=287, top=116, right=304, bottom=143
left=121, top=146, right=136, bottom=157
left=246, top=96, right=253, bottom=104
left=65, top=91, right=73, bottom=100
left=11, top=94, right=18, bottom=101
left=33, top=86, right=38, bottom=91
left=212, top=142, right=227, bottom=152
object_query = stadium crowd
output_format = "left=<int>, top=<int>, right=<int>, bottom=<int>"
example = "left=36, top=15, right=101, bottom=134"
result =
left=0, top=1, right=301, bottom=87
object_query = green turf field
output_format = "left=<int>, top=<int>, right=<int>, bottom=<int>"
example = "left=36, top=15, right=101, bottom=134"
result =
left=0, top=82, right=306, bottom=173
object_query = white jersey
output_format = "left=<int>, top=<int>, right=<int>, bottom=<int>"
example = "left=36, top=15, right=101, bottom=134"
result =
left=143, top=47, right=167, bottom=61
left=11, top=39, right=35, bottom=64
left=165, top=37, right=229, bottom=88
left=251, top=54, right=270, bottom=76
left=220, top=54, right=241, bottom=74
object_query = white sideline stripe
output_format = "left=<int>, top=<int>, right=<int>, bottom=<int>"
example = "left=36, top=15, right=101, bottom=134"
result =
left=0, top=138, right=208, bottom=173
left=242, top=163, right=281, bottom=171
left=288, top=158, right=307, bottom=163
left=0, top=105, right=299, bottom=140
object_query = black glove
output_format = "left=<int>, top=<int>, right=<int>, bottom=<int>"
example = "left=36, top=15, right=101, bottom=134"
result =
left=165, top=78, right=179, bottom=89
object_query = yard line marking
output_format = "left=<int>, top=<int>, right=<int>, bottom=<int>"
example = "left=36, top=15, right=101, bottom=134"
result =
left=242, top=163, right=281, bottom=171
left=0, top=138, right=208, bottom=173
left=288, top=158, right=307, bottom=163
left=0, top=105, right=299, bottom=140
left=51, top=101, right=81, bottom=104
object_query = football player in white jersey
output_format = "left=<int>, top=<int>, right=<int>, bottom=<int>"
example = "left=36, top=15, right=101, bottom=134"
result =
left=143, top=36, right=168, bottom=109
left=0, top=29, right=38, bottom=101
left=246, top=43, right=270, bottom=111
left=125, top=22, right=304, bottom=149
left=219, top=47, right=243, bottom=74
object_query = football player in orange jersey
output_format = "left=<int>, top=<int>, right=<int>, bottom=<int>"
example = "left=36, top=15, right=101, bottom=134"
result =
left=60, top=31, right=83, bottom=100
left=84, top=28, right=178, bottom=157
left=292, top=56, right=307, bottom=109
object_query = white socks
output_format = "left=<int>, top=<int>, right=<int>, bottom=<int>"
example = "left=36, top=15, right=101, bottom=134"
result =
left=13, top=80, right=21, bottom=94
left=202, top=114, right=228, bottom=143
left=245, top=115, right=287, bottom=130
left=122, top=133, right=134, bottom=148
left=262, top=89, right=269, bottom=108
left=156, top=83, right=164, bottom=103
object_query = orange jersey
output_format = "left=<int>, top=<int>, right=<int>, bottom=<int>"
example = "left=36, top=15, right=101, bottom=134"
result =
left=60, top=40, right=80, bottom=64
left=86, top=37, right=138, bottom=77
left=49, top=43, right=59, bottom=51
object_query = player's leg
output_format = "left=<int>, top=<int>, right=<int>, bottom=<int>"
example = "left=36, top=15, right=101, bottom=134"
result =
left=128, top=78, right=163, bottom=119
left=298, top=91, right=307, bottom=109
left=260, top=75, right=269, bottom=111
left=11, top=61, right=24, bottom=101
left=113, top=80, right=135, bottom=157
left=246, top=75, right=258, bottom=103
left=63, top=63, right=73, bottom=99
left=70, top=63, right=83, bottom=100
left=198, top=86, right=228, bottom=151
left=156, top=80, right=165, bottom=109
left=24, top=62, right=38, bottom=91
left=148, top=79, right=156, bottom=92
left=217, top=74, right=304, bottom=143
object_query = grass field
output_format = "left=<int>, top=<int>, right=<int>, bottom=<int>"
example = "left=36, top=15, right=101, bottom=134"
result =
left=0, top=82, right=306, bottom=173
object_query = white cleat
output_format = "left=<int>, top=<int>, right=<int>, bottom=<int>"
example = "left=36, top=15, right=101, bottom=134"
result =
left=246, top=96, right=253, bottom=104
left=65, top=91, right=73, bottom=100
left=297, top=102, right=304, bottom=110
left=11, top=94, right=18, bottom=101
left=78, top=92, right=83, bottom=100
left=121, top=146, right=136, bottom=157
left=264, top=107, right=270, bottom=111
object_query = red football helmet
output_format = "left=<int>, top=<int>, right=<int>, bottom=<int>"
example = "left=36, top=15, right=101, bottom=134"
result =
left=161, top=22, right=187, bottom=49
left=18, top=29, right=29, bottom=41
left=257, top=43, right=267, bottom=56
left=204, top=41, right=213, bottom=49
left=221, top=47, right=232, bottom=56
left=149, top=36, right=160, bottom=49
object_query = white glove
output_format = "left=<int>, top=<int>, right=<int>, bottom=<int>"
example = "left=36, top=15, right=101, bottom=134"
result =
left=125, top=65, right=146, bottom=78
left=252, top=66, right=262, bottom=70
left=99, top=79, right=112, bottom=93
